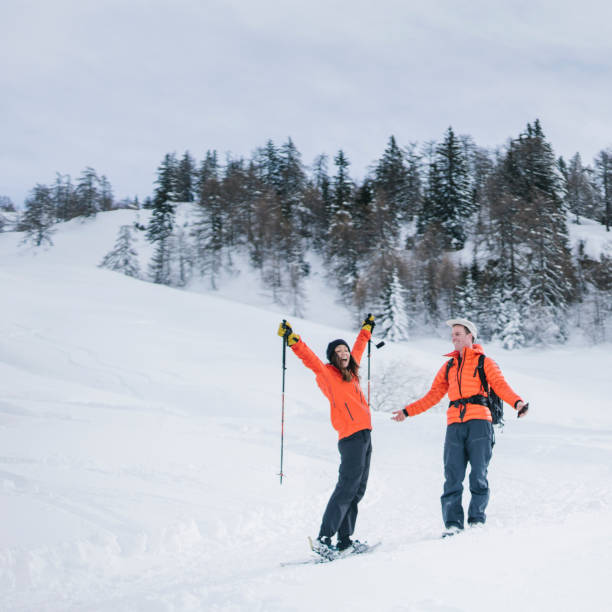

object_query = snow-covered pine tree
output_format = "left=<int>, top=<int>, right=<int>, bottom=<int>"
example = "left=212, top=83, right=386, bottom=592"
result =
left=168, top=225, right=193, bottom=287
left=258, top=140, right=282, bottom=194
left=99, top=225, right=140, bottom=278
left=436, top=127, right=472, bottom=249
left=307, top=154, right=332, bottom=252
left=175, top=151, right=196, bottom=203
left=352, top=179, right=375, bottom=258
left=417, top=155, right=443, bottom=239
left=575, top=244, right=612, bottom=341
left=192, top=156, right=224, bottom=290
left=0, top=195, right=15, bottom=212
left=0, top=196, right=16, bottom=231
left=418, top=128, right=471, bottom=250
left=498, top=296, right=526, bottom=350
left=98, top=175, right=114, bottom=211
left=492, top=120, right=576, bottom=344
left=221, top=158, right=251, bottom=251
left=196, top=150, right=219, bottom=196
left=19, top=184, right=56, bottom=247
left=453, top=264, right=479, bottom=324
left=75, top=167, right=102, bottom=218
left=594, top=148, right=612, bottom=231
left=379, top=265, right=411, bottom=341
left=147, top=153, right=178, bottom=285
left=373, top=136, right=408, bottom=238
left=328, top=150, right=358, bottom=300
left=412, top=222, right=447, bottom=329
left=403, top=143, right=423, bottom=222
left=559, top=153, right=598, bottom=224
left=277, top=138, right=309, bottom=308
left=52, top=173, right=78, bottom=221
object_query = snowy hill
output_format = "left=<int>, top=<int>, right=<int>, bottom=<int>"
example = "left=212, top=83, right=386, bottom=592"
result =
left=1, top=212, right=612, bottom=611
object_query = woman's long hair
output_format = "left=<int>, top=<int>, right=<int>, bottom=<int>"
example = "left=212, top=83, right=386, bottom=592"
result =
left=331, top=352, right=360, bottom=382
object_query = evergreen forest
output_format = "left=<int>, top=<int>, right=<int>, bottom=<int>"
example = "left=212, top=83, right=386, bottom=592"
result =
left=9, top=120, right=612, bottom=347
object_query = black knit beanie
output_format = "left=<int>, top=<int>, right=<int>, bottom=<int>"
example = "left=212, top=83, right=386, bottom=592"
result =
left=326, top=339, right=350, bottom=363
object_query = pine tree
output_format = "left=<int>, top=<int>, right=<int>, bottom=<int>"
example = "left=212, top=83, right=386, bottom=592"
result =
left=328, top=150, right=358, bottom=300
left=498, top=296, right=526, bottom=350
left=52, top=173, right=77, bottom=221
left=417, top=128, right=471, bottom=249
left=0, top=195, right=15, bottom=212
left=437, top=127, right=472, bottom=248
left=453, top=265, right=479, bottom=323
left=196, top=150, right=219, bottom=195
left=278, top=138, right=307, bottom=251
left=373, top=136, right=408, bottom=236
left=98, top=175, right=114, bottom=211
left=330, top=150, right=353, bottom=218
left=169, top=225, right=194, bottom=287
left=412, top=223, right=447, bottom=327
left=307, top=154, right=332, bottom=252
left=175, top=151, right=196, bottom=202
left=277, top=138, right=309, bottom=304
left=417, top=158, right=444, bottom=237
left=352, top=178, right=375, bottom=256
left=403, top=143, right=423, bottom=222
left=99, top=225, right=140, bottom=278
left=75, top=167, right=101, bottom=217
left=464, top=141, right=494, bottom=220
left=560, top=153, right=598, bottom=223
left=379, top=266, right=411, bottom=341
left=222, top=157, right=251, bottom=249
left=258, top=140, right=282, bottom=193
left=192, top=152, right=225, bottom=289
left=490, top=120, right=575, bottom=344
left=594, top=148, right=612, bottom=231
left=147, top=154, right=178, bottom=284
left=20, top=184, right=56, bottom=247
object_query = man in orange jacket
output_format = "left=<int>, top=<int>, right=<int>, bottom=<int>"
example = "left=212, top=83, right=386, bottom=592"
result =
left=278, top=315, right=375, bottom=558
left=392, top=318, right=528, bottom=536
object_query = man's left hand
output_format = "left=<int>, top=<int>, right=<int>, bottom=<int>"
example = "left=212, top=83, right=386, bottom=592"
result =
left=516, top=401, right=529, bottom=418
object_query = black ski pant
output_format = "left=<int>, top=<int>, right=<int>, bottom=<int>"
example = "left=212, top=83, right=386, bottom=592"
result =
left=319, top=429, right=372, bottom=541
left=441, top=419, right=494, bottom=529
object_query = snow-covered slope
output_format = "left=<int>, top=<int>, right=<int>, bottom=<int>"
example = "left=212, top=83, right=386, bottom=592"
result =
left=1, top=213, right=611, bottom=611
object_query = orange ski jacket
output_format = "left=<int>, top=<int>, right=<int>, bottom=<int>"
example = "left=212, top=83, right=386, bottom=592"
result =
left=404, top=344, right=523, bottom=425
left=292, top=328, right=372, bottom=440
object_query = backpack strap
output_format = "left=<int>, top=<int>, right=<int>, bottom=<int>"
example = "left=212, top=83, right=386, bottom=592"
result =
left=474, top=354, right=489, bottom=394
left=444, top=358, right=454, bottom=381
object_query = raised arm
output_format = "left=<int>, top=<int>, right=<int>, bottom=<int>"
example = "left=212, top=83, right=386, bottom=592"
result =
left=292, top=337, right=327, bottom=376
left=277, top=320, right=326, bottom=376
left=351, top=314, right=375, bottom=365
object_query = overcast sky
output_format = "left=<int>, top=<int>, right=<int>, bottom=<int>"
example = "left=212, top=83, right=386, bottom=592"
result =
left=2, top=0, right=612, bottom=207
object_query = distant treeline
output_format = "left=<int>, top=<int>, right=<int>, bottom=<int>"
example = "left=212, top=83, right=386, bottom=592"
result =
left=10, top=120, right=612, bottom=346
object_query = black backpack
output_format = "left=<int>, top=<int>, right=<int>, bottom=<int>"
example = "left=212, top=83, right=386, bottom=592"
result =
left=445, top=354, right=504, bottom=427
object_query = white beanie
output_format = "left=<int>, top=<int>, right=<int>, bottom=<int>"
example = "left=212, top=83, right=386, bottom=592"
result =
left=446, top=318, right=478, bottom=340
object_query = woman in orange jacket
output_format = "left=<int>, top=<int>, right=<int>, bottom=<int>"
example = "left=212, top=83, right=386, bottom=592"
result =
left=392, top=318, right=529, bottom=536
left=278, top=315, right=375, bottom=558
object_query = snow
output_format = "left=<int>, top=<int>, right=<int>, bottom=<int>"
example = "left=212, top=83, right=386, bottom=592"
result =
left=568, top=215, right=612, bottom=259
left=1, top=212, right=612, bottom=611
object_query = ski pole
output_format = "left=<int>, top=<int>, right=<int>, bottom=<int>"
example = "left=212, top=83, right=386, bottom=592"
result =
left=367, top=335, right=372, bottom=406
left=366, top=312, right=385, bottom=406
left=279, top=319, right=288, bottom=484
